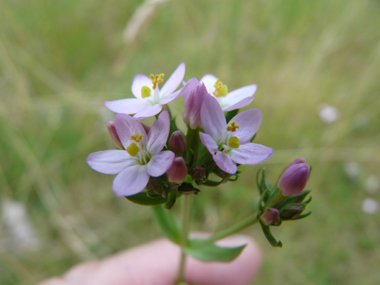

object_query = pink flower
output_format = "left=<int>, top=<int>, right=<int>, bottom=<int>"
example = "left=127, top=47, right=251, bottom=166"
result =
left=87, top=111, right=174, bottom=196
left=181, top=78, right=208, bottom=129
left=200, top=74, right=256, bottom=111
left=199, top=96, right=273, bottom=174
left=105, top=63, right=185, bottom=119
left=278, top=159, right=309, bottom=196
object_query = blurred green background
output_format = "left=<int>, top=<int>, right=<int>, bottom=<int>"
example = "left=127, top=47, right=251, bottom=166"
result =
left=1, top=0, right=379, bottom=284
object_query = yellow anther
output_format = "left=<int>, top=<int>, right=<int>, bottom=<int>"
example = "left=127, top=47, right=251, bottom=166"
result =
left=226, top=121, right=239, bottom=132
left=213, top=78, right=228, bottom=97
left=149, top=73, right=165, bottom=89
left=228, top=137, right=240, bottom=149
left=141, top=86, right=151, bottom=98
left=131, top=133, right=144, bottom=142
left=126, top=142, right=139, bottom=157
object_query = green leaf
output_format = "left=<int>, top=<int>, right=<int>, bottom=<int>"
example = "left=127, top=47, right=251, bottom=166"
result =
left=260, top=221, right=282, bottom=248
left=125, top=192, right=167, bottom=206
left=152, top=205, right=181, bottom=244
left=186, top=239, right=246, bottom=262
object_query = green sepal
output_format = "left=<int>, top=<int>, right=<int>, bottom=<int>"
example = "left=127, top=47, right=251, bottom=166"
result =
left=225, top=109, right=239, bottom=122
left=291, top=211, right=312, bottom=220
left=260, top=221, right=283, bottom=248
left=186, top=239, right=246, bottom=262
left=202, top=179, right=225, bottom=186
left=178, top=182, right=200, bottom=195
left=125, top=191, right=167, bottom=206
left=152, top=205, right=181, bottom=244
left=164, top=190, right=178, bottom=210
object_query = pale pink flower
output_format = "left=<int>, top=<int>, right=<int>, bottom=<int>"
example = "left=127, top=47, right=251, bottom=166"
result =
left=200, top=74, right=256, bottom=111
left=199, top=96, right=273, bottom=174
left=87, top=111, right=174, bottom=196
left=105, top=63, right=185, bottom=119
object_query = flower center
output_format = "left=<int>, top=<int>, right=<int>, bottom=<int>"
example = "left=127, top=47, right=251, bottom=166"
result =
left=226, top=121, right=239, bottom=132
left=150, top=73, right=165, bottom=90
left=130, top=133, right=144, bottom=142
left=126, top=133, right=151, bottom=164
left=213, top=78, right=228, bottom=97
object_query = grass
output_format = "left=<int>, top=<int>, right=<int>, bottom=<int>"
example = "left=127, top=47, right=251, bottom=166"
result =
left=1, top=0, right=380, bottom=284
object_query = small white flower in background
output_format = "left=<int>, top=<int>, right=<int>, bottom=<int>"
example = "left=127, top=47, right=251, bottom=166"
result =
left=365, top=176, right=379, bottom=194
left=362, top=198, right=379, bottom=214
left=318, top=104, right=339, bottom=123
left=2, top=199, right=39, bottom=250
left=344, top=162, right=360, bottom=181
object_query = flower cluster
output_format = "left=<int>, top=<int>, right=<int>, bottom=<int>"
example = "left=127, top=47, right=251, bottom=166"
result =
left=87, top=63, right=273, bottom=208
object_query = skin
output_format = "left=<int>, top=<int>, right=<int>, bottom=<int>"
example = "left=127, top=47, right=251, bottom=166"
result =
left=39, top=235, right=261, bottom=285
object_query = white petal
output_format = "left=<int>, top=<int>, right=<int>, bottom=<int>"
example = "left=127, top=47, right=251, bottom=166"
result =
left=160, top=63, right=185, bottom=96
left=214, top=151, right=237, bottom=174
left=132, top=74, right=153, bottom=99
left=200, top=74, right=217, bottom=94
left=113, top=164, right=149, bottom=196
left=104, top=98, right=147, bottom=114
left=133, top=104, right=162, bottom=119
left=147, top=151, right=175, bottom=177
left=87, top=150, right=135, bottom=174
left=220, top=84, right=256, bottom=111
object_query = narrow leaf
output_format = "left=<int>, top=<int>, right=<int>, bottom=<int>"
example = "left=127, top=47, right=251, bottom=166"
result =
left=152, top=205, right=181, bottom=244
left=186, top=239, right=246, bottom=262
left=126, top=192, right=167, bottom=206
left=260, top=221, right=282, bottom=248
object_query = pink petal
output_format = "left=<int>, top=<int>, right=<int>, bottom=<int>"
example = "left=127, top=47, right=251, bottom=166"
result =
left=133, top=104, right=162, bottom=119
left=200, top=74, right=217, bottom=94
left=113, top=164, right=149, bottom=196
left=182, top=77, right=200, bottom=106
left=199, top=132, right=218, bottom=154
left=147, top=110, right=170, bottom=154
left=131, top=74, right=153, bottom=99
left=230, top=143, right=273, bottom=165
left=104, top=98, right=147, bottom=114
left=160, top=89, right=182, bottom=105
left=160, top=63, right=185, bottom=96
left=220, top=84, right=256, bottom=111
left=114, top=114, right=147, bottom=148
left=230, top=108, right=262, bottom=143
left=201, top=95, right=226, bottom=142
left=183, top=83, right=209, bottom=129
left=147, top=151, right=175, bottom=177
left=86, top=150, right=135, bottom=174
left=214, top=151, right=237, bottom=174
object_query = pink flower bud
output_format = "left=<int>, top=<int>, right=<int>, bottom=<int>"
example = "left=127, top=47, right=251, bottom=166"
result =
left=167, top=157, right=188, bottom=184
left=182, top=78, right=208, bottom=129
left=283, top=157, right=306, bottom=172
left=169, top=131, right=187, bottom=155
left=107, top=121, right=122, bottom=148
left=278, top=162, right=309, bottom=196
left=260, top=208, right=280, bottom=226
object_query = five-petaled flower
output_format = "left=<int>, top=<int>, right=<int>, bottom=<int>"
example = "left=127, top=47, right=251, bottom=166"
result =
left=87, top=111, right=174, bottom=196
left=105, top=63, right=185, bottom=119
left=199, top=95, right=273, bottom=174
left=200, top=74, right=257, bottom=111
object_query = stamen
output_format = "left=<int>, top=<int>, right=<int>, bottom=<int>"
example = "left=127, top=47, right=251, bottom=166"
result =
left=126, top=142, right=139, bottom=156
left=131, top=134, right=144, bottom=142
left=226, top=121, right=239, bottom=132
left=228, top=137, right=240, bottom=149
left=141, top=86, right=151, bottom=98
left=149, top=73, right=165, bottom=90
left=213, top=78, right=228, bottom=97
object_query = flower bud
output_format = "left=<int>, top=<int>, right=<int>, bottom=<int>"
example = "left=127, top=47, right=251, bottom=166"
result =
left=169, top=130, right=187, bottom=155
left=182, top=78, right=208, bottom=129
left=283, top=157, right=306, bottom=172
left=107, top=121, right=122, bottom=148
left=278, top=162, right=309, bottom=196
left=167, top=157, right=188, bottom=184
left=260, top=208, right=280, bottom=226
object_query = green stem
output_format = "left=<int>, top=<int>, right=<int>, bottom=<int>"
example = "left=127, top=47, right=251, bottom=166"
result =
left=185, top=128, right=200, bottom=168
left=177, top=195, right=193, bottom=283
left=195, top=212, right=259, bottom=246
